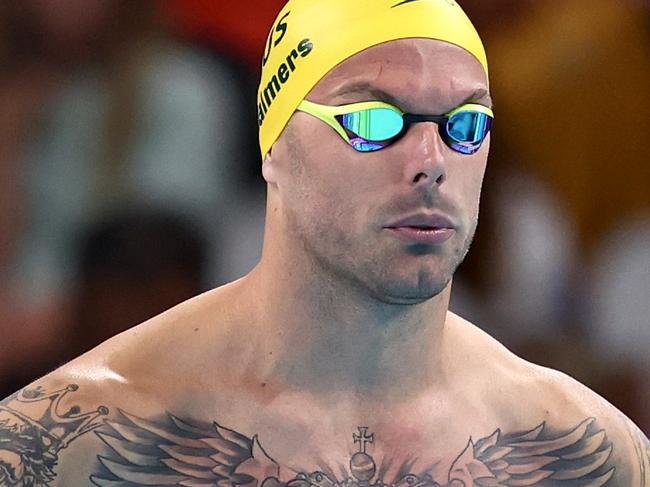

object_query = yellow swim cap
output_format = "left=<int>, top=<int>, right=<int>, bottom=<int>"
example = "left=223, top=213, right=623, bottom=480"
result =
left=257, top=0, right=488, bottom=158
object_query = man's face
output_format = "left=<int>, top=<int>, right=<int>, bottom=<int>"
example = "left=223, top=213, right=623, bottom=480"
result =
left=270, top=39, right=491, bottom=304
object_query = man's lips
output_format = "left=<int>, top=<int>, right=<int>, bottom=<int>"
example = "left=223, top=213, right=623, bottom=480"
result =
left=386, top=213, right=455, bottom=229
left=384, top=213, right=456, bottom=244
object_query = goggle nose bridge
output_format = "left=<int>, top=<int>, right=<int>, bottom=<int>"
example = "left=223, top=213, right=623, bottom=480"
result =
left=402, top=113, right=449, bottom=126
left=399, top=113, right=451, bottom=143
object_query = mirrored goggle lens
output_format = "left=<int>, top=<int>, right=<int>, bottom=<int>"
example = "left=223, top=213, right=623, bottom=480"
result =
left=444, top=110, right=493, bottom=154
left=335, top=108, right=404, bottom=149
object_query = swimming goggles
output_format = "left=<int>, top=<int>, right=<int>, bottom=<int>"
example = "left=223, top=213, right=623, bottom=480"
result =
left=297, top=99, right=493, bottom=155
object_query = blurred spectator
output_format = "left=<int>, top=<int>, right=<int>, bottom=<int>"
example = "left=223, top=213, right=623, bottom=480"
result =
left=0, top=1, right=68, bottom=388
left=0, top=0, right=251, bottom=388
left=1, top=208, right=209, bottom=397
left=161, top=0, right=280, bottom=283
left=452, top=167, right=577, bottom=347
left=11, top=0, right=244, bottom=306
left=487, top=0, right=650, bottom=253
left=69, top=208, right=208, bottom=358
left=585, top=215, right=650, bottom=429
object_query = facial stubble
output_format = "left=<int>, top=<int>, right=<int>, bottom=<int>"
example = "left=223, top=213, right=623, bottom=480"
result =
left=283, top=136, right=480, bottom=306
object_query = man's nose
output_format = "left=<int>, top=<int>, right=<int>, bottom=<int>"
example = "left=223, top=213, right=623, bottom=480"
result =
left=402, top=122, right=447, bottom=187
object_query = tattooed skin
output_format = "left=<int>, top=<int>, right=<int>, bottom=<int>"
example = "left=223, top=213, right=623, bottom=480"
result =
left=646, top=435, right=650, bottom=487
left=0, top=384, right=633, bottom=486
left=0, top=385, right=108, bottom=486
left=90, top=413, right=617, bottom=487
left=626, top=422, right=650, bottom=487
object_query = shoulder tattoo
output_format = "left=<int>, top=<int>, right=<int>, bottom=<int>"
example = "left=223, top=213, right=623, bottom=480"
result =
left=0, top=384, right=108, bottom=485
left=625, top=420, right=650, bottom=486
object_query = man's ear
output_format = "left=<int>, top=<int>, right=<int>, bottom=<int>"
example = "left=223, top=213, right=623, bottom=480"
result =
left=262, top=150, right=279, bottom=185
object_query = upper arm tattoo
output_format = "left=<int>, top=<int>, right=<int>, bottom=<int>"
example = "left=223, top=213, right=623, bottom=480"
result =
left=645, top=433, right=650, bottom=486
left=626, top=421, right=650, bottom=486
left=0, top=384, right=108, bottom=485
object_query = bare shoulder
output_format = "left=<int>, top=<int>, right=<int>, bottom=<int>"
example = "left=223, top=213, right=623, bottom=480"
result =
left=61, top=279, right=250, bottom=385
left=0, top=281, right=253, bottom=485
left=449, top=312, right=650, bottom=486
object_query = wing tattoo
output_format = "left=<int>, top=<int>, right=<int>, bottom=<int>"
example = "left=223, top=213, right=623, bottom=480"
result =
left=91, top=415, right=617, bottom=487
left=91, top=409, right=281, bottom=487
left=446, top=418, right=615, bottom=486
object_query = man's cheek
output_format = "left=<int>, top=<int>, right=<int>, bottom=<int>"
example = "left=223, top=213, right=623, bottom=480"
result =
left=457, top=166, right=485, bottom=199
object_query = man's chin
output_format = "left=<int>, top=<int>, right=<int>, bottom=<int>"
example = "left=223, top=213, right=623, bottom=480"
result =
left=369, top=273, right=453, bottom=305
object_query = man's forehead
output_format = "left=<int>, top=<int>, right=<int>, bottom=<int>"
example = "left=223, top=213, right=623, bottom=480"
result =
left=308, top=38, right=491, bottom=111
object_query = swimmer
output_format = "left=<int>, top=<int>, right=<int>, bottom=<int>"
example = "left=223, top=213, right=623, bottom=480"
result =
left=1, top=0, right=648, bottom=485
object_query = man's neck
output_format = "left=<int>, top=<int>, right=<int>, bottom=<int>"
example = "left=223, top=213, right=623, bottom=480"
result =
left=245, top=246, right=452, bottom=399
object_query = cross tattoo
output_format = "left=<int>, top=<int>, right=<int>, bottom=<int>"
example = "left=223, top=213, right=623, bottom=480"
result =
left=353, top=427, right=374, bottom=453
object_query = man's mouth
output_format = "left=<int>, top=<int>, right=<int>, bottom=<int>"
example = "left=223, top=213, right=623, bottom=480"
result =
left=384, top=213, right=456, bottom=244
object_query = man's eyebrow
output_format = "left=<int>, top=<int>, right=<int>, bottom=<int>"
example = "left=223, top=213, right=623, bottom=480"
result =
left=332, top=83, right=402, bottom=107
left=333, top=83, right=493, bottom=111
left=463, top=88, right=493, bottom=109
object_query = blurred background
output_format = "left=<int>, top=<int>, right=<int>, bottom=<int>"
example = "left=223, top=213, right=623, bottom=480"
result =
left=0, top=0, right=648, bottom=429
